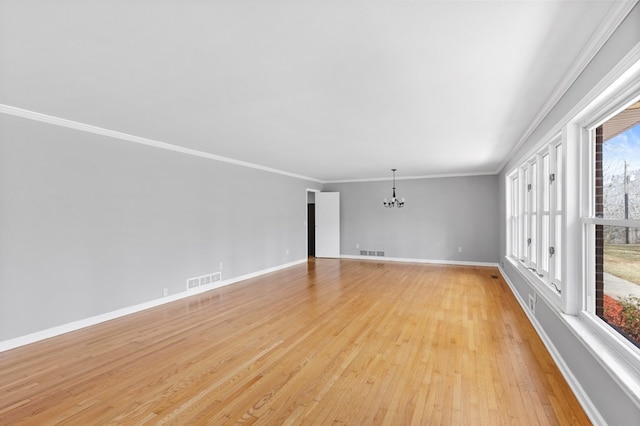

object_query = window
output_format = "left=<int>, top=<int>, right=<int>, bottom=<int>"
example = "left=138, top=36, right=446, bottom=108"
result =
left=507, top=138, right=564, bottom=299
left=526, top=159, right=538, bottom=268
left=588, top=98, right=640, bottom=349
left=507, top=173, right=519, bottom=259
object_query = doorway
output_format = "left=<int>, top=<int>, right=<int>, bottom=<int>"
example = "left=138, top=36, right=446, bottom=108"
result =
left=307, top=203, right=315, bottom=256
left=307, top=190, right=317, bottom=257
left=306, top=189, right=340, bottom=259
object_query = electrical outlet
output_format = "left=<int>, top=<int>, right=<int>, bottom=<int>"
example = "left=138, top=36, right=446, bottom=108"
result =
left=219, top=262, right=223, bottom=270
left=528, top=294, right=536, bottom=313
left=458, top=247, right=463, bottom=253
left=356, top=243, right=360, bottom=249
left=286, top=248, right=289, bottom=255
left=163, top=288, right=168, bottom=297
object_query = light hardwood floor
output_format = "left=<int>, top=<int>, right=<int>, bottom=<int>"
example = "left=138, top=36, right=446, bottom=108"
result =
left=0, top=259, right=589, bottom=425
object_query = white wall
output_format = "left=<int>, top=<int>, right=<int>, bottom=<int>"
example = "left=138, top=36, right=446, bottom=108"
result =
left=0, top=113, right=321, bottom=341
left=324, top=175, right=499, bottom=264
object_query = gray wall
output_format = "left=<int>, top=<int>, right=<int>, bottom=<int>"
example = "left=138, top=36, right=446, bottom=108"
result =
left=0, top=113, right=320, bottom=341
left=324, top=175, right=499, bottom=263
left=498, top=4, right=640, bottom=423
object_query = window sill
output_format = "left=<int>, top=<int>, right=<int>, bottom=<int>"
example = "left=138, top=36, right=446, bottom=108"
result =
left=564, top=312, right=640, bottom=410
left=506, top=255, right=563, bottom=311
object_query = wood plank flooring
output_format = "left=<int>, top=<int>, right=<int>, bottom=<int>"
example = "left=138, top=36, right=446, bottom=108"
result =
left=0, top=259, right=589, bottom=425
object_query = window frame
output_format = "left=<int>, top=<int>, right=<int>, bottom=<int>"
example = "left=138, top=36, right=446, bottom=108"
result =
left=573, top=71, right=640, bottom=370
left=506, top=135, right=564, bottom=309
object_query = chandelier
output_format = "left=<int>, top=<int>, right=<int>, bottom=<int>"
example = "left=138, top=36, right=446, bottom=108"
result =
left=383, top=168, right=405, bottom=208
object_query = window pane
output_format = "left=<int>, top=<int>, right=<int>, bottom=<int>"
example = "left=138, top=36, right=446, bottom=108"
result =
left=543, top=154, right=550, bottom=212
left=510, top=176, right=519, bottom=258
left=530, top=214, right=537, bottom=264
left=522, top=169, right=529, bottom=259
left=556, top=143, right=563, bottom=209
left=523, top=219, right=529, bottom=261
left=531, top=163, right=537, bottom=212
left=601, top=105, right=640, bottom=220
left=541, top=214, right=549, bottom=272
left=511, top=218, right=518, bottom=257
left=523, top=168, right=529, bottom=213
left=554, top=214, right=562, bottom=281
left=512, top=177, right=519, bottom=219
left=599, top=225, right=640, bottom=348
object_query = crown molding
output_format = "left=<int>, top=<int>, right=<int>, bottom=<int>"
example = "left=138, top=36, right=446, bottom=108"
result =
left=0, top=104, right=323, bottom=183
left=324, top=170, right=497, bottom=184
left=502, top=41, right=640, bottom=177
left=0, top=103, right=500, bottom=184
left=495, top=0, right=639, bottom=175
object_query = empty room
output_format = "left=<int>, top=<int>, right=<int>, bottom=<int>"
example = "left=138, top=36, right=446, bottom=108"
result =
left=1, top=1, right=640, bottom=424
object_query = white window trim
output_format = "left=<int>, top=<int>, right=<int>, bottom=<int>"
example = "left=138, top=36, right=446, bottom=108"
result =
left=582, top=217, right=640, bottom=227
left=569, top=60, right=640, bottom=376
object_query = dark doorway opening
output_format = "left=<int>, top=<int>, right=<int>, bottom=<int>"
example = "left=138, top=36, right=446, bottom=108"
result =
left=307, top=203, right=315, bottom=257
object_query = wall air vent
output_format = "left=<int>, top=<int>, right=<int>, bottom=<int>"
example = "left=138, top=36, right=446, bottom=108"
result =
left=187, top=278, right=200, bottom=289
left=186, top=272, right=222, bottom=291
left=360, top=250, right=385, bottom=257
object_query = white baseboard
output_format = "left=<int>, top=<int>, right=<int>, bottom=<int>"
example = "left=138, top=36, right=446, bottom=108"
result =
left=0, top=258, right=307, bottom=353
left=340, top=254, right=499, bottom=268
left=222, top=259, right=307, bottom=285
left=497, top=266, right=605, bottom=425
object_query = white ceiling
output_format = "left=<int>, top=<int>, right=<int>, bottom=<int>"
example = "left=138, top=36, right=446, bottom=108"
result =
left=0, top=1, right=633, bottom=182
